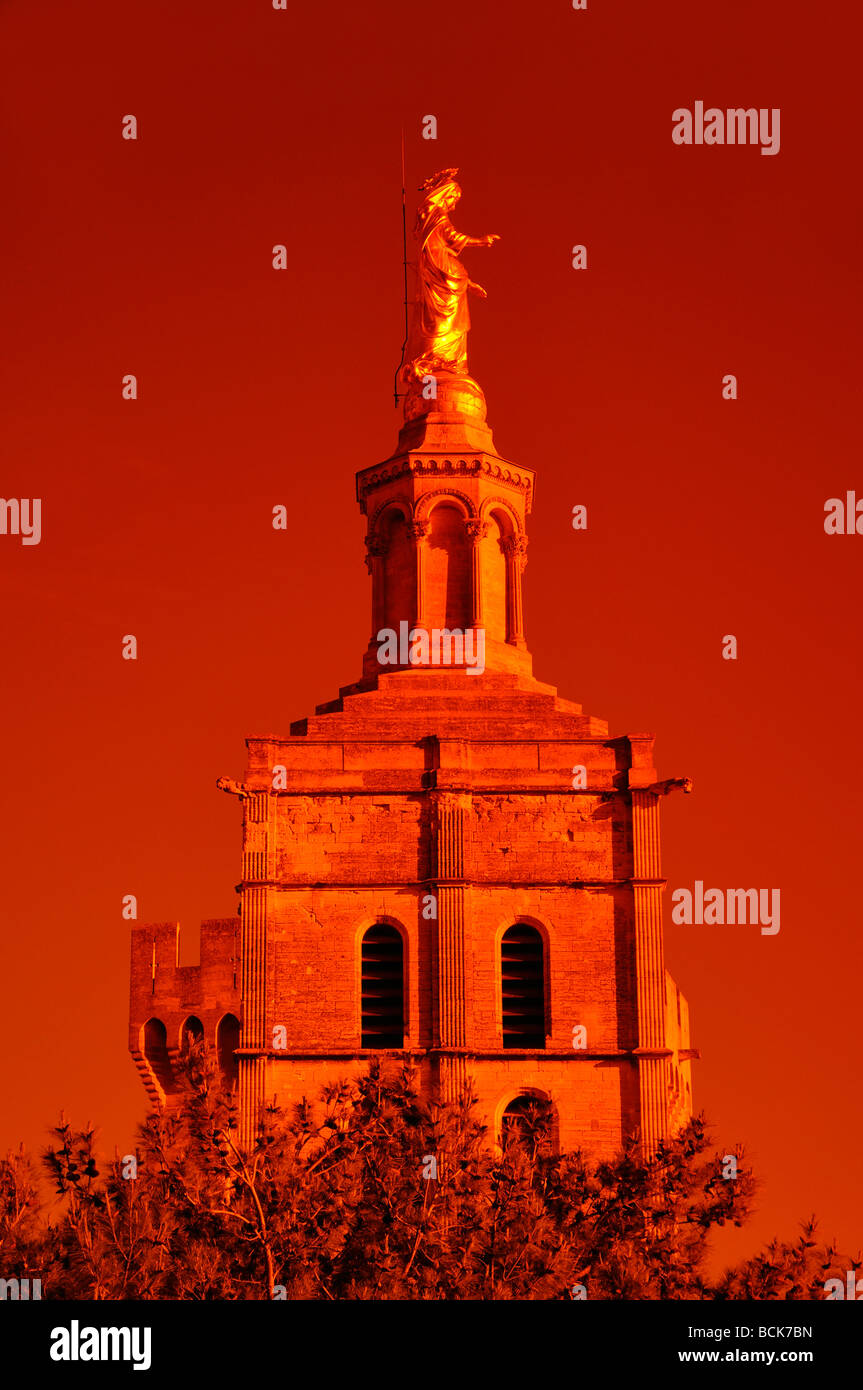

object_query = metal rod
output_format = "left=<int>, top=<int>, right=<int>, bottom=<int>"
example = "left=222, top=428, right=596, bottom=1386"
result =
left=393, top=129, right=409, bottom=407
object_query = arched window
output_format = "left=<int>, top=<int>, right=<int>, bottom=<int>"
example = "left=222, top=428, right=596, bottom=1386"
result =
left=180, top=1015, right=204, bottom=1052
left=501, top=924, right=545, bottom=1048
left=361, top=924, right=404, bottom=1049
left=481, top=511, right=508, bottom=642
left=380, top=509, right=415, bottom=635
left=142, top=1018, right=174, bottom=1093
left=501, top=1094, right=554, bottom=1155
left=217, top=1013, right=241, bottom=1085
left=143, top=1017, right=167, bottom=1056
left=425, top=503, right=471, bottom=631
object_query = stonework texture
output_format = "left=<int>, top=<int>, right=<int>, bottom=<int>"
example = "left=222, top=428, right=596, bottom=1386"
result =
left=130, top=413, right=695, bottom=1157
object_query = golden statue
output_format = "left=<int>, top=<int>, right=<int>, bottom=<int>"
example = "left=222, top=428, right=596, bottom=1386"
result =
left=402, top=168, right=500, bottom=386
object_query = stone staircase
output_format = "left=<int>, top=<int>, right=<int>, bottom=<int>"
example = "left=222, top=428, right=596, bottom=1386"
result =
left=288, top=670, right=608, bottom=740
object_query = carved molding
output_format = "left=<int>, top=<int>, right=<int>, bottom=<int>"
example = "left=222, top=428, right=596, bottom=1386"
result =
left=502, top=534, right=529, bottom=566
left=414, top=487, right=476, bottom=523
left=357, top=455, right=535, bottom=504
left=364, top=534, right=387, bottom=564
left=366, top=498, right=413, bottom=537
left=479, top=495, right=525, bottom=536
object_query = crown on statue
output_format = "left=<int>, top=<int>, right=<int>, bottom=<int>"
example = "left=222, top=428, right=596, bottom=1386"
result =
left=419, top=167, right=460, bottom=193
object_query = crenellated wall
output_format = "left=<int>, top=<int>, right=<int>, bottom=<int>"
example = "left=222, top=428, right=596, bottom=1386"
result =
left=129, top=918, right=241, bottom=1106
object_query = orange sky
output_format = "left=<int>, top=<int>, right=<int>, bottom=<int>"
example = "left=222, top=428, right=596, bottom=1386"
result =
left=2, top=0, right=861, bottom=1270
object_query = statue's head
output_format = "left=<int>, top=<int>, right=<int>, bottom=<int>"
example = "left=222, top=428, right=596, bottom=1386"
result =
left=420, top=168, right=461, bottom=214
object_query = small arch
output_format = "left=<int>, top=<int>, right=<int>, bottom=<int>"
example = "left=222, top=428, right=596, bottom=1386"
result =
left=143, top=1017, right=167, bottom=1053
left=368, top=498, right=412, bottom=537
left=179, top=1015, right=204, bottom=1052
left=414, top=488, right=475, bottom=524
left=479, top=497, right=521, bottom=536
left=499, top=1091, right=557, bottom=1156
left=142, top=1018, right=174, bottom=1095
left=217, top=1013, right=241, bottom=1086
left=361, top=923, right=405, bottom=1049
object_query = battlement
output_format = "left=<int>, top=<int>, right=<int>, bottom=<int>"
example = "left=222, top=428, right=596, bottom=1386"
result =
left=129, top=918, right=242, bottom=1109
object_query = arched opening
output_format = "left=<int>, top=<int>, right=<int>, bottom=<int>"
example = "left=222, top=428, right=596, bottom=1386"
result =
left=425, top=503, right=471, bottom=631
left=380, top=509, right=415, bottom=634
left=501, top=1094, right=555, bottom=1156
left=481, top=511, right=508, bottom=641
left=501, top=924, right=546, bottom=1048
left=142, top=1018, right=174, bottom=1094
left=179, top=1015, right=204, bottom=1052
left=217, top=1013, right=241, bottom=1086
left=361, top=924, right=405, bottom=1049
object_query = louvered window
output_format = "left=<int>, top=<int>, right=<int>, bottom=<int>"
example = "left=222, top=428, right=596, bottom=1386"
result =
left=361, top=924, right=404, bottom=1048
left=501, top=924, right=546, bottom=1047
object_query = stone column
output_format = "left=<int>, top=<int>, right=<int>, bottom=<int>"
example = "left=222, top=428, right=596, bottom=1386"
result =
left=631, top=789, right=669, bottom=1153
left=433, top=791, right=469, bottom=1103
left=464, top=518, right=488, bottom=629
left=239, top=791, right=270, bottom=1151
left=364, top=534, right=386, bottom=643
left=502, top=534, right=528, bottom=646
left=408, top=519, right=430, bottom=638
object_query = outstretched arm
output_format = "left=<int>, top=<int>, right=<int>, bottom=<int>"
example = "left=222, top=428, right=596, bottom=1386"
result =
left=464, top=232, right=501, bottom=248
left=443, top=223, right=502, bottom=252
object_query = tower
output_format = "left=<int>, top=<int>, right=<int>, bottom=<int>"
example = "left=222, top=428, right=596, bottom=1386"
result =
left=129, top=174, right=696, bottom=1155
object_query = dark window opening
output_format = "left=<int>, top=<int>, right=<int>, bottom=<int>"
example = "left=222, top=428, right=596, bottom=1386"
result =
left=361, top=924, right=404, bottom=1049
left=143, top=1017, right=175, bottom=1094
left=501, top=924, right=545, bottom=1048
left=180, top=1015, right=204, bottom=1052
left=217, top=1013, right=241, bottom=1086
left=501, top=1094, right=554, bottom=1155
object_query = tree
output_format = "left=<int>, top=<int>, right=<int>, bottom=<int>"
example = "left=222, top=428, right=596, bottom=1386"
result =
left=0, top=1051, right=853, bottom=1300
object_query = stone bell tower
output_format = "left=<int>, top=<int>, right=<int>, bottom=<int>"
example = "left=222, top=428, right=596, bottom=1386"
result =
left=359, top=371, right=531, bottom=681
left=129, top=173, right=697, bottom=1156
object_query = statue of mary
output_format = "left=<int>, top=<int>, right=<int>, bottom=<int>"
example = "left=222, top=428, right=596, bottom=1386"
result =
left=401, top=168, right=500, bottom=385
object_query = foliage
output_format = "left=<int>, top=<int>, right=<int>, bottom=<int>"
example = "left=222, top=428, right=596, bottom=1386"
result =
left=0, top=1052, right=851, bottom=1300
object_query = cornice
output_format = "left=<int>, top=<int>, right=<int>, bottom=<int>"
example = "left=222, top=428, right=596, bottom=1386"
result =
left=356, top=452, right=535, bottom=510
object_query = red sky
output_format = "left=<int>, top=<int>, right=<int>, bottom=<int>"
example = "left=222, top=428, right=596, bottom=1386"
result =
left=2, top=0, right=861, bottom=1271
